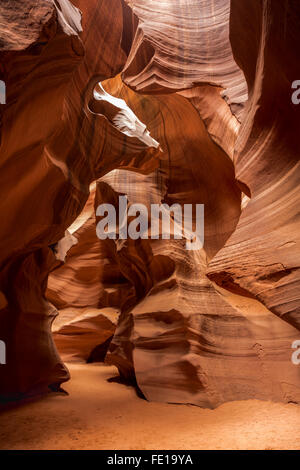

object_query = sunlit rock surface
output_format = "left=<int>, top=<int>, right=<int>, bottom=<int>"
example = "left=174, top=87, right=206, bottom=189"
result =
left=0, top=0, right=159, bottom=399
left=52, top=307, right=119, bottom=363
left=122, top=0, right=247, bottom=114
left=0, top=0, right=299, bottom=406
left=207, top=0, right=300, bottom=331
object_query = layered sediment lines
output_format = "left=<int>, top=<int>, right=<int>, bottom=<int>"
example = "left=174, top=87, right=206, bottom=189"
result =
left=47, top=185, right=132, bottom=310
left=0, top=0, right=159, bottom=398
left=52, top=307, right=119, bottom=363
left=96, top=80, right=299, bottom=406
left=123, top=0, right=247, bottom=115
left=207, top=0, right=300, bottom=331
left=0, top=0, right=299, bottom=407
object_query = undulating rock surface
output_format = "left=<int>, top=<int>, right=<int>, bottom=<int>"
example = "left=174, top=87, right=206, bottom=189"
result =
left=122, top=0, right=248, bottom=116
left=207, top=0, right=300, bottom=330
left=0, top=0, right=299, bottom=407
left=47, top=184, right=132, bottom=310
left=0, top=0, right=160, bottom=399
left=52, top=307, right=119, bottom=363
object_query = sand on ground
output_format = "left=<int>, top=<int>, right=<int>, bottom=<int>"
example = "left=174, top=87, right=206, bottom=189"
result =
left=0, top=363, right=299, bottom=450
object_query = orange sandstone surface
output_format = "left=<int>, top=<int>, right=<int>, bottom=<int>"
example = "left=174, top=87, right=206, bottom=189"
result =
left=0, top=0, right=299, bottom=450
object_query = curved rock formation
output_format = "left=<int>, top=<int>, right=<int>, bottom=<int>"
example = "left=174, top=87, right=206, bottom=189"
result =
left=0, top=0, right=299, bottom=408
left=207, top=0, right=300, bottom=330
left=0, top=0, right=160, bottom=399
left=52, top=306, right=119, bottom=363
left=96, top=79, right=299, bottom=407
left=122, top=0, right=247, bottom=115
left=47, top=184, right=132, bottom=310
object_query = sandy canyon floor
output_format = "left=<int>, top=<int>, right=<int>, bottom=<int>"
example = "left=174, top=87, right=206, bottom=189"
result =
left=0, top=363, right=300, bottom=450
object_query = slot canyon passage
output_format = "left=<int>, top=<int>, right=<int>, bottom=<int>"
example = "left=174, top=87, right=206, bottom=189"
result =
left=0, top=0, right=300, bottom=451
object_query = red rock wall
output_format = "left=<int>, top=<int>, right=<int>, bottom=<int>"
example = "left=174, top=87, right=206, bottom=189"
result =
left=0, top=0, right=299, bottom=406
left=207, top=0, right=300, bottom=330
left=0, top=0, right=159, bottom=398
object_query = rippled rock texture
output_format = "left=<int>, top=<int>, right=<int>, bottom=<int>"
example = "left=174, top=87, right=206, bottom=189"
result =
left=207, top=0, right=300, bottom=331
left=0, top=0, right=299, bottom=406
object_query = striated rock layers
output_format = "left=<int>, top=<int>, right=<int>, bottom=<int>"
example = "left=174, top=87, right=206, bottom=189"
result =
left=0, top=0, right=160, bottom=399
left=207, top=0, right=300, bottom=330
left=101, top=77, right=300, bottom=407
left=0, top=0, right=299, bottom=407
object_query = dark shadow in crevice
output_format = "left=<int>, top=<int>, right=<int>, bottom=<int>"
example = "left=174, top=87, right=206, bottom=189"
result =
left=107, top=375, right=146, bottom=401
left=121, top=1, right=137, bottom=57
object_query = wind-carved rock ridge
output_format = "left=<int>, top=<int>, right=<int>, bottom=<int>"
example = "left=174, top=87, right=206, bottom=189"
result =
left=207, top=0, right=300, bottom=331
left=0, top=0, right=299, bottom=408
left=0, top=0, right=160, bottom=399
left=122, top=0, right=248, bottom=116
left=50, top=71, right=300, bottom=407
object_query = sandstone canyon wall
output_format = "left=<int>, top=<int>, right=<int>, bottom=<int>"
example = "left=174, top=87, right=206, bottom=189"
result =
left=0, top=0, right=299, bottom=408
